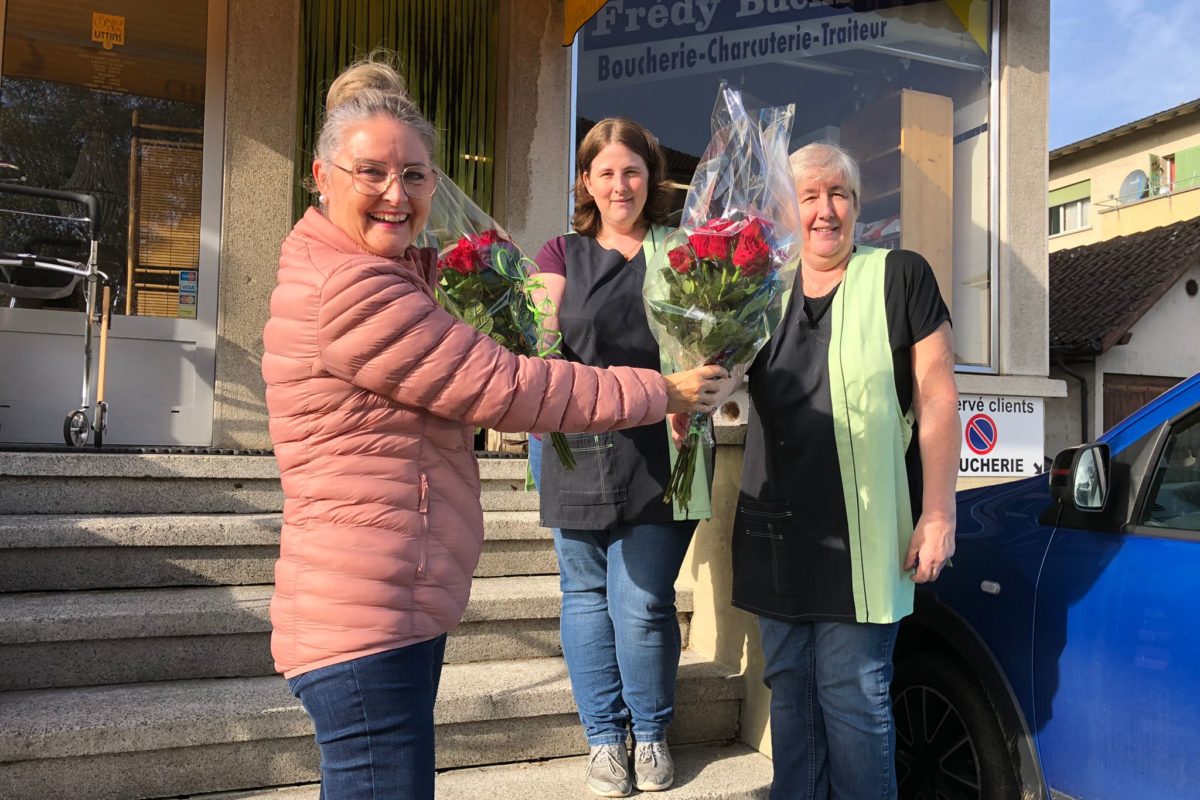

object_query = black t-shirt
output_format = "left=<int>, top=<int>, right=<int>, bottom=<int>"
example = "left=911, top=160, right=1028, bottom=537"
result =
left=733, top=249, right=950, bottom=622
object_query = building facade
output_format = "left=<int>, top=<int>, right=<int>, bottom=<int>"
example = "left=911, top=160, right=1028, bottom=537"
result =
left=1049, top=99, right=1200, bottom=253
left=1045, top=98, right=1200, bottom=455
left=1, top=0, right=1057, bottom=459
left=0, top=0, right=1055, bottom=763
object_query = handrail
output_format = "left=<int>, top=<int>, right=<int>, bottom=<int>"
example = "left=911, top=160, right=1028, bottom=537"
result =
left=0, top=183, right=100, bottom=239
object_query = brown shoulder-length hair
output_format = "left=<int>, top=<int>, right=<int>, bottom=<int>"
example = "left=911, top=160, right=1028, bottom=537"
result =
left=572, top=118, right=671, bottom=237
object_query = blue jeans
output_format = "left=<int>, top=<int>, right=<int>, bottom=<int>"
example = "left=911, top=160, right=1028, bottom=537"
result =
left=757, top=617, right=900, bottom=800
left=530, top=435, right=694, bottom=745
left=555, top=523, right=695, bottom=745
left=287, top=635, right=447, bottom=800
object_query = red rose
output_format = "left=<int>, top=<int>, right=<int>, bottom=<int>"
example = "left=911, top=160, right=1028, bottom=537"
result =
left=689, top=232, right=729, bottom=262
left=689, top=216, right=738, bottom=261
left=732, top=219, right=771, bottom=276
left=477, top=229, right=503, bottom=247
left=696, top=217, right=735, bottom=233
left=667, top=244, right=695, bottom=274
left=442, top=240, right=479, bottom=275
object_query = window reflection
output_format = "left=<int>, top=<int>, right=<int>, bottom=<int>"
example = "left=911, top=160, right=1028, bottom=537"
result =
left=576, top=0, right=993, bottom=366
left=1142, top=413, right=1200, bottom=531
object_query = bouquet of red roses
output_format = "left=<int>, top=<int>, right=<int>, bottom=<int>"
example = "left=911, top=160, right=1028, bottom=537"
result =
left=644, top=84, right=801, bottom=511
left=420, top=174, right=574, bottom=468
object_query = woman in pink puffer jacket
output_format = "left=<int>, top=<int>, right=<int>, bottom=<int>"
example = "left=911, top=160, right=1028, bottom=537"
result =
left=261, top=55, right=728, bottom=800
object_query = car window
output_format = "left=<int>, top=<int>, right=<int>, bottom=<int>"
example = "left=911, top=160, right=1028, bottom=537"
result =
left=1140, top=411, right=1200, bottom=531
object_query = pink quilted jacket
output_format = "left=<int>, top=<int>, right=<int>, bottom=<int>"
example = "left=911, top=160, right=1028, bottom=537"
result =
left=263, top=209, right=668, bottom=677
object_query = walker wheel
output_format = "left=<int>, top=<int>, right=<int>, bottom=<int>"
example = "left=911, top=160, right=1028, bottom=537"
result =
left=63, top=410, right=91, bottom=447
left=93, top=402, right=108, bottom=448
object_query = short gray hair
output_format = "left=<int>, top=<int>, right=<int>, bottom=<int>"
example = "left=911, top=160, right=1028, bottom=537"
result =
left=789, top=142, right=861, bottom=210
left=314, top=54, right=437, bottom=167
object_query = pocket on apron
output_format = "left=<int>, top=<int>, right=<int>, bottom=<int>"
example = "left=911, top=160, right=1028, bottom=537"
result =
left=732, top=494, right=801, bottom=595
left=556, top=431, right=628, bottom=506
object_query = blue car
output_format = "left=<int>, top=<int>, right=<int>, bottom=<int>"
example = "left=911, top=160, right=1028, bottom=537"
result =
left=892, top=372, right=1200, bottom=800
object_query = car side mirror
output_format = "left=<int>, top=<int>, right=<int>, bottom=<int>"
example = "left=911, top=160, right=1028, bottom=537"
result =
left=1049, top=443, right=1111, bottom=511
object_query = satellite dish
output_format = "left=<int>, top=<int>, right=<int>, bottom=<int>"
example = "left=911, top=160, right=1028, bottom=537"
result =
left=1119, top=169, right=1149, bottom=201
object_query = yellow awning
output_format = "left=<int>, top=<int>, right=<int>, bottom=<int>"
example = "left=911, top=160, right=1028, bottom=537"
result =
left=942, top=0, right=989, bottom=54
left=563, top=0, right=608, bottom=46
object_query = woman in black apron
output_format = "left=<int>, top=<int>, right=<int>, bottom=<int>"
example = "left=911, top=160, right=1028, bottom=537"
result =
left=529, top=118, right=728, bottom=797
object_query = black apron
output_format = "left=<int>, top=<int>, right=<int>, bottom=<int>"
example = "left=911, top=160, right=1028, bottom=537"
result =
left=732, top=285, right=859, bottom=621
left=538, top=233, right=678, bottom=530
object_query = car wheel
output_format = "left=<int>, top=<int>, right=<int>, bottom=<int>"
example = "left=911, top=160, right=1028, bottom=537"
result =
left=892, top=654, right=1021, bottom=800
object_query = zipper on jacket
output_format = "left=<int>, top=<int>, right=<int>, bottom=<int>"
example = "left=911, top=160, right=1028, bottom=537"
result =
left=416, top=472, right=430, bottom=579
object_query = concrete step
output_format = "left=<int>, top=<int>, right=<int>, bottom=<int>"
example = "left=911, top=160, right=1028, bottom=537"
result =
left=0, top=585, right=275, bottom=690
left=473, top=510, right=556, bottom=577
left=0, top=454, right=284, bottom=515
left=0, top=509, right=555, bottom=592
left=0, top=514, right=281, bottom=592
left=0, top=453, right=533, bottom=514
left=189, top=742, right=773, bottom=799
left=0, top=653, right=743, bottom=800
left=0, top=577, right=693, bottom=689
left=454, top=574, right=692, bottom=666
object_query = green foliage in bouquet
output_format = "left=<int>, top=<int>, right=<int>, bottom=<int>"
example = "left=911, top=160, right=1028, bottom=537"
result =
left=436, top=229, right=574, bottom=469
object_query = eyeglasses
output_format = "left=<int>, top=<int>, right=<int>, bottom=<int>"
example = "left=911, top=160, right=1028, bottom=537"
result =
left=332, top=160, right=438, bottom=199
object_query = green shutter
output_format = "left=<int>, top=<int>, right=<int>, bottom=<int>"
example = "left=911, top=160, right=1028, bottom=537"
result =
left=1175, top=146, right=1200, bottom=192
left=293, top=0, right=499, bottom=221
left=1048, top=179, right=1091, bottom=207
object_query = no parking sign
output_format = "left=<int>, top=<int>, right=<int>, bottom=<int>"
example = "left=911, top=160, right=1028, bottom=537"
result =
left=958, top=395, right=1044, bottom=477
left=965, top=414, right=997, bottom=454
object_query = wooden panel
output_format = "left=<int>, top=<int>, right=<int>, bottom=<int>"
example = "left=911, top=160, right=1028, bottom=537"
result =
left=899, top=90, right=954, bottom=313
left=841, top=89, right=954, bottom=314
left=1103, top=373, right=1183, bottom=431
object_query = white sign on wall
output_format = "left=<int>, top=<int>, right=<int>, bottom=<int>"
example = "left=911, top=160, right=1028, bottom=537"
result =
left=958, top=395, right=1044, bottom=477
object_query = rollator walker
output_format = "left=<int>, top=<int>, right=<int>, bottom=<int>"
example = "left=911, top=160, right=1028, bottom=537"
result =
left=0, top=172, right=114, bottom=447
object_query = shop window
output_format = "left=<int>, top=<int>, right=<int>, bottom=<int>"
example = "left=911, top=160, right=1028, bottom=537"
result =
left=574, top=0, right=996, bottom=368
left=295, top=0, right=499, bottom=218
left=0, top=1, right=208, bottom=318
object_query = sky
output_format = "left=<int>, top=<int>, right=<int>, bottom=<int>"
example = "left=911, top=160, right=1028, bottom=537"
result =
left=1050, top=0, right=1200, bottom=149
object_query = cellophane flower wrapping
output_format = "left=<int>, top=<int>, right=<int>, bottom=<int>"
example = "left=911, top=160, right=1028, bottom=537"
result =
left=643, top=83, right=801, bottom=511
left=418, top=172, right=575, bottom=469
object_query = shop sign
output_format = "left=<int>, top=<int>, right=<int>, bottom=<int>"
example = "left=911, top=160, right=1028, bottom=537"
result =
left=580, top=1, right=929, bottom=87
left=91, top=13, right=126, bottom=51
left=958, top=395, right=1044, bottom=478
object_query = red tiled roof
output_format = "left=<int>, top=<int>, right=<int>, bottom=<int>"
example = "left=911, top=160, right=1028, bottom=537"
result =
left=1050, top=217, right=1200, bottom=356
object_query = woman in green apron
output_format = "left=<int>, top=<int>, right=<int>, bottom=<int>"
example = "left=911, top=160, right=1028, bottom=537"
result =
left=731, top=142, right=960, bottom=799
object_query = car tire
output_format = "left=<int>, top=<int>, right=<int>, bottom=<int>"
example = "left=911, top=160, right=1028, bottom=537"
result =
left=892, top=653, right=1022, bottom=800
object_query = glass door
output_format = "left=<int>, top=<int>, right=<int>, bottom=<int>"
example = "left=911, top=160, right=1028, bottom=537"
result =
left=0, top=0, right=224, bottom=445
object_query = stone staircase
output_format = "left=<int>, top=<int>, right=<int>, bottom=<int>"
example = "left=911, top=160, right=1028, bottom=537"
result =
left=0, top=452, right=771, bottom=799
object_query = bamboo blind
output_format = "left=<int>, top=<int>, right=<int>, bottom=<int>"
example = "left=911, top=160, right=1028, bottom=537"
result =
left=294, top=0, right=499, bottom=220
left=129, top=140, right=202, bottom=317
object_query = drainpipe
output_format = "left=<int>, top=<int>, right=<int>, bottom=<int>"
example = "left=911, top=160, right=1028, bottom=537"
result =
left=1056, top=351, right=1090, bottom=443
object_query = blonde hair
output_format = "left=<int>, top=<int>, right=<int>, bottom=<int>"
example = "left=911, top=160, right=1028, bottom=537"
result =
left=789, top=142, right=861, bottom=211
left=315, top=51, right=437, bottom=167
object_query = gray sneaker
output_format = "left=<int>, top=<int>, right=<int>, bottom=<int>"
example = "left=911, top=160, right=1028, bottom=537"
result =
left=634, top=740, right=674, bottom=791
left=586, top=743, right=632, bottom=797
